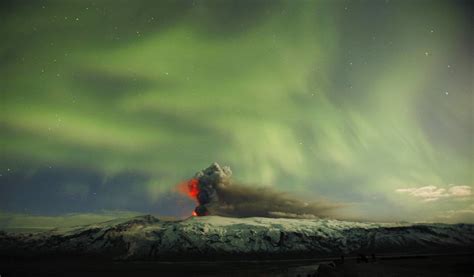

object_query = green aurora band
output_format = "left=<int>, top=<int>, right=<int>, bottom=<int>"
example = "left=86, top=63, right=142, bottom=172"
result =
left=0, top=0, right=472, bottom=224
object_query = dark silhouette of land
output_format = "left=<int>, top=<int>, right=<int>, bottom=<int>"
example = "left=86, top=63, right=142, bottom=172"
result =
left=0, top=253, right=472, bottom=276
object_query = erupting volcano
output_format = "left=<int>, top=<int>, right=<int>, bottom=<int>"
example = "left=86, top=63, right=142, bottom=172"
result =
left=179, top=163, right=339, bottom=219
left=183, top=162, right=232, bottom=216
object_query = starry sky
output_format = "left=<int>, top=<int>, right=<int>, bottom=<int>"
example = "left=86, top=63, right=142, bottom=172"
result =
left=1, top=0, right=472, bottom=227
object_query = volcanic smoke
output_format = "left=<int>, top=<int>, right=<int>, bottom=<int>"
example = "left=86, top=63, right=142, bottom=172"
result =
left=180, top=163, right=339, bottom=219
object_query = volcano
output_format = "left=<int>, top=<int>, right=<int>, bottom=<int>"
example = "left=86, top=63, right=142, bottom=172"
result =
left=181, top=163, right=339, bottom=218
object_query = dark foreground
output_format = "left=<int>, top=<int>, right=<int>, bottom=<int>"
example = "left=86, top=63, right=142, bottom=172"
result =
left=0, top=254, right=472, bottom=277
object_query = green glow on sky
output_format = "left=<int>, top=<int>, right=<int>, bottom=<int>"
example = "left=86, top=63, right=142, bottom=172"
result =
left=0, top=0, right=472, bottom=223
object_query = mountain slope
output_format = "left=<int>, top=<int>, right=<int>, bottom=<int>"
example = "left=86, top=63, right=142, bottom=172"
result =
left=1, top=215, right=473, bottom=260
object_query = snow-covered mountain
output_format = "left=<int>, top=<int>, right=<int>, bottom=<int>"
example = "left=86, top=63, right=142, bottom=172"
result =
left=1, top=215, right=473, bottom=260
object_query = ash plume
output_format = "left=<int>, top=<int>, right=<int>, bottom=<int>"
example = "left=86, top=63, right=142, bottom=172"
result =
left=189, top=163, right=339, bottom=219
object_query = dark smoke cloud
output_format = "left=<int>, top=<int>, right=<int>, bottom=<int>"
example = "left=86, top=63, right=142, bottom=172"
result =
left=193, top=163, right=340, bottom=219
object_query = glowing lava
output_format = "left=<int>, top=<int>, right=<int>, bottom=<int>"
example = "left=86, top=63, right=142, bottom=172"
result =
left=176, top=178, right=201, bottom=216
left=177, top=178, right=200, bottom=201
left=187, top=178, right=199, bottom=199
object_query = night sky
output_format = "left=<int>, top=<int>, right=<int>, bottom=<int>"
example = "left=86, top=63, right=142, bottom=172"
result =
left=1, top=0, right=472, bottom=227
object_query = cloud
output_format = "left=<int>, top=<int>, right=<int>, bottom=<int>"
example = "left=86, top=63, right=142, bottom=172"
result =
left=188, top=163, right=342, bottom=219
left=396, top=185, right=471, bottom=202
left=447, top=185, right=472, bottom=197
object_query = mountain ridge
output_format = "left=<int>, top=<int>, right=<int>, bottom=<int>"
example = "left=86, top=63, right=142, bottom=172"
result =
left=1, top=215, right=473, bottom=261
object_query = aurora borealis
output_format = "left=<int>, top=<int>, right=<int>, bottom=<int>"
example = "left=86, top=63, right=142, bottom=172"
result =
left=0, top=0, right=472, bottom=226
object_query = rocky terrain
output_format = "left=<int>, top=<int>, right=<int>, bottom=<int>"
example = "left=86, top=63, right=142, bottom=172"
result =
left=1, top=215, right=473, bottom=261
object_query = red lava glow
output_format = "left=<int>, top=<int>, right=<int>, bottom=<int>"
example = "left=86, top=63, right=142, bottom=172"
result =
left=187, top=178, right=199, bottom=199
left=176, top=178, right=201, bottom=216
left=177, top=178, right=200, bottom=201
